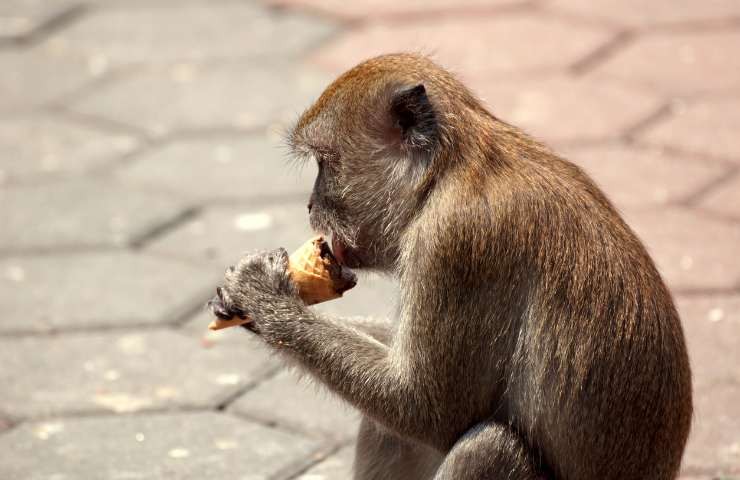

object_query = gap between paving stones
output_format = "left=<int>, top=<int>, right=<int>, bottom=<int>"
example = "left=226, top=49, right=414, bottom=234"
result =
left=570, top=30, right=634, bottom=74
left=0, top=3, right=88, bottom=48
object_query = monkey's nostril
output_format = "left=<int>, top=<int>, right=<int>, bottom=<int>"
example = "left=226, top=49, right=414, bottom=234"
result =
left=307, top=202, right=313, bottom=213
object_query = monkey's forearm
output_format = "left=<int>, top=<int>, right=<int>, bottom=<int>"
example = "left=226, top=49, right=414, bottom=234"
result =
left=256, top=299, right=444, bottom=446
left=338, top=315, right=394, bottom=345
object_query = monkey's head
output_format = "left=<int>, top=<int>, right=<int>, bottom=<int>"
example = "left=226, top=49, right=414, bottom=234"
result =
left=288, top=54, right=479, bottom=272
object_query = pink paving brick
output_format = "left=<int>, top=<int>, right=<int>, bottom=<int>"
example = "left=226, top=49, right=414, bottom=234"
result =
left=622, top=208, right=740, bottom=291
left=639, top=97, right=740, bottom=164
left=696, top=173, right=740, bottom=222
left=676, top=294, right=740, bottom=476
left=676, top=295, right=740, bottom=393
left=311, top=12, right=615, bottom=78
left=589, top=30, right=740, bottom=96
left=559, top=144, right=730, bottom=210
left=270, top=0, right=528, bottom=20
left=470, top=74, right=663, bottom=144
left=547, top=0, right=740, bottom=29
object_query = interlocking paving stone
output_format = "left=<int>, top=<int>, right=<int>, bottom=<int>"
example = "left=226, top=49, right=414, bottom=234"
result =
left=559, top=144, right=730, bottom=210
left=270, top=0, right=525, bottom=19
left=548, top=0, right=740, bottom=28
left=472, top=75, right=663, bottom=144
left=116, top=135, right=313, bottom=202
left=676, top=295, right=740, bottom=393
left=0, top=330, right=276, bottom=417
left=0, top=252, right=215, bottom=333
left=639, top=97, right=740, bottom=163
left=623, top=208, right=740, bottom=291
left=312, top=13, right=614, bottom=78
left=590, top=30, right=740, bottom=96
left=231, top=370, right=360, bottom=441
left=0, top=113, right=138, bottom=184
left=0, top=179, right=191, bottom=250
left=37, top=3, right=336, bottom=67
left=0, top=412, right=322, bottom=479
left=0, top=49, right=102, bottom=112
left=684, top=384, right=740, bottom=477
left=69, top=62, right=330, bottom=135
left=297, top=445, right=355, bottom=479
left=146, top=203, right=315, bottom=265
left=696, top=174, right=740, bottom=221
left=0, top=0, right=79, bottom=41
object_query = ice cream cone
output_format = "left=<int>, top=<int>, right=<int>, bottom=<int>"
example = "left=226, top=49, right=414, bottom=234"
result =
left=208, top=236, right=356, bottom=330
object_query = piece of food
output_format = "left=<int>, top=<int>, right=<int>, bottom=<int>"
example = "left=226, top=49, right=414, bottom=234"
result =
left=208, top=236, right=357, bottom=330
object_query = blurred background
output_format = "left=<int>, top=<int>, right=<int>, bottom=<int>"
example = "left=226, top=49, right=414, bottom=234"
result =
left=0, top=0, right=739, bottom=478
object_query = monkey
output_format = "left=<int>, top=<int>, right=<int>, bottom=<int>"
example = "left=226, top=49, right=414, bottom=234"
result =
left=209, top=53, right=692, bottom=480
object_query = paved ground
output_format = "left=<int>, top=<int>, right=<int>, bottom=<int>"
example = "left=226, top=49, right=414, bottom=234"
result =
left=1, top=0, right=739, bottom=479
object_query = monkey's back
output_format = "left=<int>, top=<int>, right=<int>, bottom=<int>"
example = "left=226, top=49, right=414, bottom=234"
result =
left=485, top=153, right=693, bottom=480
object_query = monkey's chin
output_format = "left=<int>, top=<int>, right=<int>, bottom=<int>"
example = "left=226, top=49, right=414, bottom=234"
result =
left=331, top=235, right=363, bottom=269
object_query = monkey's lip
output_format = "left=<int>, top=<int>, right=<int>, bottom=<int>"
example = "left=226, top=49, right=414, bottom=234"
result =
left=331, top=235, right=361, bottom=268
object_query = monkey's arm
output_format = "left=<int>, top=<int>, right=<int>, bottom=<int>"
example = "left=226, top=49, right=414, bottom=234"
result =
left=334, top=315, right=393, bottom=345
left=214, top=249, right=452, bottom=448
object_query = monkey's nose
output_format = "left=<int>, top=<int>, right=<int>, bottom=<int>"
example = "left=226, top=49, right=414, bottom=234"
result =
left=307, top=201, right=313, bottom=213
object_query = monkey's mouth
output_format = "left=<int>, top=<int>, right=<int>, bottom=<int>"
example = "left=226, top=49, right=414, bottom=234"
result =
left=331, top=235, right=363, bottom=269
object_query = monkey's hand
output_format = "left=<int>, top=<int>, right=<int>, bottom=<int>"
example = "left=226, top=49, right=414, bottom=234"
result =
left=210, top=248, right=300, bottom=334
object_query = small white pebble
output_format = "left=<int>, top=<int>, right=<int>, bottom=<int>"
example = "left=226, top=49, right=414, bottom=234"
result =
left=135, top=433, right=145, bottom=442
left=234, top=213, right=272, bottom=232
left=708, top=308, right=724, bottom=323
left=87, top=53, right=109, bottom=76
left=215, top=439, right=237, bottom=450
left=5, top=266, right=25, bottom=282
left=168, top=448, right=190, bottom=459
left=215, top=373, right=240, bottom=386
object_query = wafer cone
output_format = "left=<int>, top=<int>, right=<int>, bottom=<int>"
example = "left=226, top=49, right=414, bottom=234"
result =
left=208, top=236, right=356, bottom=330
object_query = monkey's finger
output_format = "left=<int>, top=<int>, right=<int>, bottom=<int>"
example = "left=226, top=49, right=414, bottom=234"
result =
left=207, top=297, right=231, bottom=319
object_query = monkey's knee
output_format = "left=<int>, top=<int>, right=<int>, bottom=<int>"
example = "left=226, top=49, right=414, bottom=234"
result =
left=433, top=422, right=541, bottom=480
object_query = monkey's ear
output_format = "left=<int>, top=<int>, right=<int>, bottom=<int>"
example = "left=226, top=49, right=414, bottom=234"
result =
left=390, top=84, right=437, bottom=149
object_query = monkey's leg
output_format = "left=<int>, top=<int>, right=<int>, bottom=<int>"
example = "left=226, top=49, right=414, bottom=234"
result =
left=432, top=421, right=541, bottom=480
left=354, top=416, right=442, bottom=480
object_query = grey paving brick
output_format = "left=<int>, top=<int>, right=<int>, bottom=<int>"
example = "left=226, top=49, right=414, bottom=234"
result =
left=0, top=113, right=138, bottom=184
left=559, top=144, right=730, bottom=210
left=0, top=252, right=215, bottom=333
left=115, top=134, right=313, bottom=202
left=231, top=370, right=360, bottom=441
left=297, top=445, right=355, bottom=480
left=0, top=48, right=101, bottom=112
left=147, top=202, right=315, bottom=266
left=0, top=0, right=79, bottom=41
left=0, top=179, right=191, bottom=250
left=37, top=3, right=336, bottom=67
left=623, top=208, right=740, bottom=291
left=0, top=411, right=322, bottom=480
left=69, top=62, right=331, bottom=135
left=0, top=330, right=276, bottom=417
